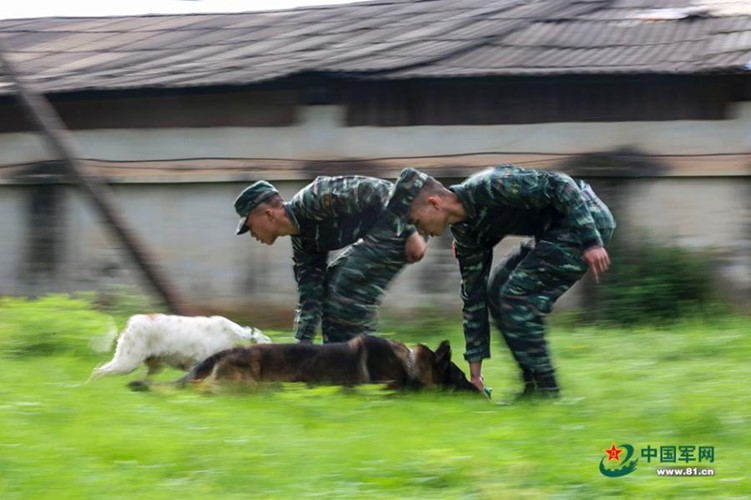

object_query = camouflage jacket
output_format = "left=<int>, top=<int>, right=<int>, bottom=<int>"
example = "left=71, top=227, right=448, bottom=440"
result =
left=450, top=165, right=605, bottom=362
left=286, top=175, right=396, bottom=341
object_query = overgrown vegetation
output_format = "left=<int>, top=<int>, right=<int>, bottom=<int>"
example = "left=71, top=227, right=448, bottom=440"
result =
left=597, top=239, right=724, bottom=326
left=1, top=294, right=749, bottom=498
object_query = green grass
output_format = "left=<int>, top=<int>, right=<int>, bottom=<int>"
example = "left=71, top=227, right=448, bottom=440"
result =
left=1, top=296, right=749, bottom=498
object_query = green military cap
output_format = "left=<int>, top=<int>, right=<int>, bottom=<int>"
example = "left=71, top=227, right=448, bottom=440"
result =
left=387, top=167, right=430, bottom=234
left=234, top=181, right=279, bottom=235
left=387, top=167, right=430, bottom=219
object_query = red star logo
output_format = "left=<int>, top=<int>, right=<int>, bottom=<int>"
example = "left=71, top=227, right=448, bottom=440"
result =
left=604, top=443, right=623, bottom=462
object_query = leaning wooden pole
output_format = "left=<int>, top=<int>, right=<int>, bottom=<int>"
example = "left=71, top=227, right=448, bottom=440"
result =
left=0, top=45, right=187, bottom=314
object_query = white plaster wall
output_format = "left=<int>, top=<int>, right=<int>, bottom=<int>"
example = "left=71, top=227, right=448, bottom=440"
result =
left=1, top=102, right=750, bottom=166
left=626, top=179, right=749, bottom=249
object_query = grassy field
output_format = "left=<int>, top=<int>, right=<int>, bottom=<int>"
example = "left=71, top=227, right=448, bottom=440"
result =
left=0, top=295, right=749, bottom=498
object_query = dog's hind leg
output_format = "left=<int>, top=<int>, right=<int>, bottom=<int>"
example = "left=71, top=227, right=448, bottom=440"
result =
left=144, top=358, right=165, bottom=379
left=355, top=337, right=371, bottom=385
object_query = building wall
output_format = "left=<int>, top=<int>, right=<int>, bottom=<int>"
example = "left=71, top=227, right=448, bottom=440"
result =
left=1, top=175, right=747, bottom=324
left=1, top=102, right=750, bottom=176
left=622, top=177, right=751, bottom=301
left=0, top=100, right=749, bottom=321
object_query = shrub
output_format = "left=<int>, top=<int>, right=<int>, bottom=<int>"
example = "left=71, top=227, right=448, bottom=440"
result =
left=596, top=240, right=722, bottom=326
left=79, top=285, right=164, bottom=320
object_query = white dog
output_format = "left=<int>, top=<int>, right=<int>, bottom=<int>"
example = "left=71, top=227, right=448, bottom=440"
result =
left=91, top=314, right=271, bottom=380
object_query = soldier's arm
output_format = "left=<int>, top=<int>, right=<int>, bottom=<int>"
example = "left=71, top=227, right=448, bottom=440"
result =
left=291, top=237, right=327, bottom=342
left=486, top=168, right=603, bottom=250
left=453, top=234, right=493, bottom=363
left=404, top=230, right=427, bottom=263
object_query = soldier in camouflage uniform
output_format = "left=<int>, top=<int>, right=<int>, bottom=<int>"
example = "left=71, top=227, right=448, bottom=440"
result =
left=234, top=176, right=426, bottom=343
left=389, top=165, right=615, bottom=399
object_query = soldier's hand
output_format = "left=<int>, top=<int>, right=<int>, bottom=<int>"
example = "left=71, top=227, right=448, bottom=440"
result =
left=469, top=361, right=489, bottom=398
left=404, top=232, right=427, bottom=263
left=583, top=245, right=611, bottom=284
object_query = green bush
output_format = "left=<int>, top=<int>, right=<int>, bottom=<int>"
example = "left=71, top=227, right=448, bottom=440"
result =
left=597, top=240, right=722, bottom=326
left=77, top=285, right=164, bottom=320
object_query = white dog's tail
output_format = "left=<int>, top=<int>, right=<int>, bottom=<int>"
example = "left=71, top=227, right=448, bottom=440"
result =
left=88, top=316, right=145, bottom=380
left=90, top=316, right=119, bottom=354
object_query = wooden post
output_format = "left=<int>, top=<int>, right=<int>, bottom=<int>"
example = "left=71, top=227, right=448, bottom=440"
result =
left=0, top=44, right=188, bottom=314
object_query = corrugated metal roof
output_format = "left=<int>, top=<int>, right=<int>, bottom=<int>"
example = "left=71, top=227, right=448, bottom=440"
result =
left=0, top=0, right=749, bottom=95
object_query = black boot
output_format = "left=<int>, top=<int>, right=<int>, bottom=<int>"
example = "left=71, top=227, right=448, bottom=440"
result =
left=532, top=371, right=560, bottom=399
left=508, top=370, right=537, bottom=403
left=517, top=369, right=536, bottom=398
left=510, top=370, right=559, bottom=403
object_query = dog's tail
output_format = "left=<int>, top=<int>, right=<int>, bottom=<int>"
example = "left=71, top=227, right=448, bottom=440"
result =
left=127, top=350, right=229, bottom=392
left=176, top=349, right=229, bottom=385
left=90, top=315, right=119, bottom=354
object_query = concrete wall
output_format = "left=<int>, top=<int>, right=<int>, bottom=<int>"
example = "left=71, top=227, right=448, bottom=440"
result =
left=622, top=177, right=751, bottom=300
left=0, top=188, right=28, bottom=295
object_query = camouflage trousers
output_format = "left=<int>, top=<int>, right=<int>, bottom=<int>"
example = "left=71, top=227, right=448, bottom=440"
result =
left=321, top=213, right=410, bottom=343
left=487, top=185, right=616, bottom=384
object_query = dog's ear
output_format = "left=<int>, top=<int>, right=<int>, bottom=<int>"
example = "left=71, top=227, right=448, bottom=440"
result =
left=435, top=340, right=451, bottom=370
left=416, top=343, right=432, bottom=353
left=435, top=340, right=451, bottom=358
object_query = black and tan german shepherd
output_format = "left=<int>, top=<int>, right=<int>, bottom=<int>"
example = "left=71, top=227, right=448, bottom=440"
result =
left=129, top=335, right=479, bottom=394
